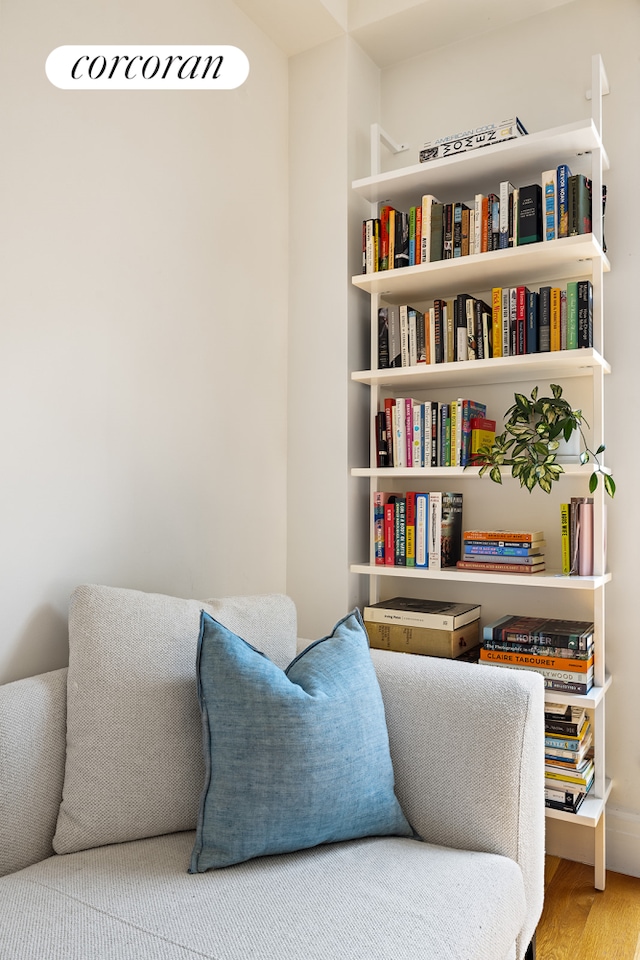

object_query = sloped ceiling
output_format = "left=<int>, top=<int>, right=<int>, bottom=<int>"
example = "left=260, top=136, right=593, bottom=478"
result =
left=234, top=0, right=578, bottom=64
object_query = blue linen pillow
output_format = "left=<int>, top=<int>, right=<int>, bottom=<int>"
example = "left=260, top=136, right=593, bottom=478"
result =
left=189, top=608, right=413, bottom=872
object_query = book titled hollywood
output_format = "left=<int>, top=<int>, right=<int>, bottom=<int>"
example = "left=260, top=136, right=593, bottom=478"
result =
left=419, top=117, right=527, bottom=163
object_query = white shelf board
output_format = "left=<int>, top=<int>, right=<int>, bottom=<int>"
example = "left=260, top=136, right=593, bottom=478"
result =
left=545, top=778, right=612, bottom=827
left=350, top=563, right=611, bottom=590
left=353, top=119, right=609, bottom=207
left=351, top=464, right=593, bottom=479
left=352, top=348, right=610, bottom=389
left=544, top=674, right=612, bottom=710
left=352, top=235, right=609, bottom=302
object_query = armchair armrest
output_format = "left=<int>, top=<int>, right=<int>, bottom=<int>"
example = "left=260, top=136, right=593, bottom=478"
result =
left=373, top=650, right=544, bottom=960
left=0, top=668, right=67, bottom=876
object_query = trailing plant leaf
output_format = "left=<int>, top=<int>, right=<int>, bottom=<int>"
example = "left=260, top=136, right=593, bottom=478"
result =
left=464, top=382, right=615, bottom=497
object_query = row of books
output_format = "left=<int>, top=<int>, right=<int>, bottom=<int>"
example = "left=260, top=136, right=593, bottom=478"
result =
left=481, top=613, right=595, bottom=695
left=544, top=703, right=594, bottom=815
left=361, top=164, right=604, bottom=273
left=561, top=498, right=595, bottom=577
left=457, top=529, right=546, bottom=576
left=373, top=491, right=463, bottom=568
left=377, top=280, right=593, bottom=370
left=375, top=397, right=493, bottom=469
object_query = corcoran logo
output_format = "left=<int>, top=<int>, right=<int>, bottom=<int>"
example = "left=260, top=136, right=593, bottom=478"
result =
left=46, top=45, right=249, bottom=90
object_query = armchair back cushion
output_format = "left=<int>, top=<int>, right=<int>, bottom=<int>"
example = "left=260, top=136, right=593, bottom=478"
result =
left=53, top=585, right=297, bottom=855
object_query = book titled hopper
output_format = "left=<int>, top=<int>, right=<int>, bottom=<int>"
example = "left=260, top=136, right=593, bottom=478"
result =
left=363, top=596, right=480, bottom=631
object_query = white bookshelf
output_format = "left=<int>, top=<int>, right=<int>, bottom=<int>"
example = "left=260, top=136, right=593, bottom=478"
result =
left=350, top=55, right=611, bottom=890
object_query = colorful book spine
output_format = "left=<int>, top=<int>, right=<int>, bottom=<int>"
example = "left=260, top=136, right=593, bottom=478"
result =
left=373, top=492, right=390, bottom=564
left=394, top=496, right=406, bottom=565
left=566, top=282, right=578, bottom=350
left=415, top=492, right=429, bottom=567
left=384, top=499, right=396, bottom=565
left=420, top=195, right=439, bottom=264
left=480, top=649, right=593, bottom=673
left=526, top=289, right=539, bottom=354
left=557, top=164, right=572, bottom=238
left=465, top=544, right=538, bottom=556
left=405, top=492, right=416, bottom=567
left=491, top=287, right=502, bottom=357
left=501, top=287, right=510, bottom=357
left=409, top=206, right=417, bottom=265
left=542, top=168, right=557, bottom=241
left=428, top=491, right=442, bottom=569
left=577, top=280, right=593, bottom=348
left=560, top=503, right=571, bottom=574
left=464, top=530, right=543, bottom=542
left=550, top=287, right=561, bottom=351
left=457, top=560, right=545, bottom=574
left=499, top=181, right=514, bottom=248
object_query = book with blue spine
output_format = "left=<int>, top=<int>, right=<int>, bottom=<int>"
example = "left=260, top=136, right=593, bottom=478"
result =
left=542, top=169, right=557, bottom=241
left=526, top=289, right=539, bottom=353
left=465, top=543, right=542, bottom=556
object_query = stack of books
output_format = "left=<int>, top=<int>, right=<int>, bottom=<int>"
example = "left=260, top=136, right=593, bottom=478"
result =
left=456, top=529, right=546, bottom=575
left=480, top=614, right=595, bottom=696
left=545, top=703, right=594, bottom=813
left=363, top=596, right=481, bottom=660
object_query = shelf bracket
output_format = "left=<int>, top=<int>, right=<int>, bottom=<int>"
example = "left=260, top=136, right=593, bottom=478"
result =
left=370, top=123, right=409, bottom=178
left=585, top=53, right=610, bottom=140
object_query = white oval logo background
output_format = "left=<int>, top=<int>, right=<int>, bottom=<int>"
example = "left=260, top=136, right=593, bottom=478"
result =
left=46, top=45, right=249, bottom=90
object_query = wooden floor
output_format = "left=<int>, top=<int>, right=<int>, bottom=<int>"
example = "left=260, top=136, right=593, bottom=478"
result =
left=537, top=857, right=640, bottom=959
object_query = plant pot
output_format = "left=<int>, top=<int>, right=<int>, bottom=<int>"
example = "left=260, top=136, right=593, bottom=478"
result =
left=554, top=432, right=581, bottom=464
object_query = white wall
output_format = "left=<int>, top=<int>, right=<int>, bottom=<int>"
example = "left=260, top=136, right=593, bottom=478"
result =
left=287, top=35, right=378, bottom=643
left=375, top=0, right=640, bottom=875
left=0, top=0, right=290, bottom=683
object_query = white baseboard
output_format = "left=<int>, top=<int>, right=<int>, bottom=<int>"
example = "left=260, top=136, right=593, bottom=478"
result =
left=545, top=807, right=640, bottom=879
left=606, top=808, right=640, bottom=879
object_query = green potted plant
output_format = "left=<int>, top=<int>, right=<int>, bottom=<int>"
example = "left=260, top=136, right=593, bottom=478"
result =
left=469, top=383, right=615, bottom=497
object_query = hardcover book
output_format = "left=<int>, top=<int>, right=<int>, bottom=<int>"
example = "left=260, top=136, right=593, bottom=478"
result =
left=363, top=596, right=481, bottom=630
left=557, top=164, right=572, bottom=237
left=517, top=183, right=542, bottom=245
left=419, top=116, right=527, bottom=162
left=364, top=619, right=480, bottom=659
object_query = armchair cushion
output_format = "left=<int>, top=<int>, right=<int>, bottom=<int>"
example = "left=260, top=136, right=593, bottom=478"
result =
left=189, top=609, right=412, bottom=871
left=53, top=585, right=297, bottom=856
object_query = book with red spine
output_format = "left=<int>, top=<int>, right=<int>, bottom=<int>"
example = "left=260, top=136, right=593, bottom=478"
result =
left=384, top=499, right=397, bottom=565
left=516, top=285, right=529, bottom=355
